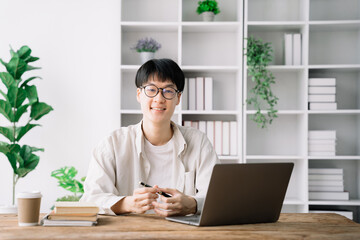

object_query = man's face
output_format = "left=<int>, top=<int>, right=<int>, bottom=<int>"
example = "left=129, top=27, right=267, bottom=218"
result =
left=137, top=75, right=181, bottom=125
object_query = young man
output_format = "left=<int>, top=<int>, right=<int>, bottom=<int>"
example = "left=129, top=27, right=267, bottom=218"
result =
left=81, top=59, right=219, bottom=216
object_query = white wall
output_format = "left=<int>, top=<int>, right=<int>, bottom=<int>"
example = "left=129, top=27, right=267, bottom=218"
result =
left=0, top=0, right=120, bottom=212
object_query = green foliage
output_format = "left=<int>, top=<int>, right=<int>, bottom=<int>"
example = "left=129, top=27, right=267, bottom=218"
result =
left=196, top=0, right=220, bottom=15
left=0, top=45, right=53, bottom=204
left=245, top=36, right=278, bottom=128
left=51, top=166, right=85, bottom=203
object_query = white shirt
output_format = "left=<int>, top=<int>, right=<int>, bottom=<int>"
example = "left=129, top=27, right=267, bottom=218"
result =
left=80, top=121, right=219, bottom=215
left=144, top=137, right=173, bottom=188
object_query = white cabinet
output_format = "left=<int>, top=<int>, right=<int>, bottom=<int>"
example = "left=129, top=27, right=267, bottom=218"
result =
left=244, top=0, right=360, bottom=221
left=120, top=0, right=243, bottom=162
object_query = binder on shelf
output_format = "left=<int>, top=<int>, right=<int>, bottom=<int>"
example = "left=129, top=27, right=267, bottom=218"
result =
left=309, top=103, right=337, bottom=110
left=284, top=33, right=293, bottom=65
left=308, top=87, right=336, bottom=95
left=191, top=121, right=199, bottom=129
left=222, top=122, right=230, bottom=156
left=204, top=77, right=213, bottom=111
left=308, top=180, right=343, bottom=187
left=214, top=121, right=222, bottom=155
left=183, top=121, right=192, bottom=127
left=308, top=95, right=336, bottom=103
left=308, top=139, right=336, bottom=145
left=230, top=121, right=237, bottom=156
left=196, top=77, right=204, bottom=110
left=308, top=144, right=336, bottom=152
left=308, top=174, right=343, bottom=181
left=293, top=33, right=301, bottom=65
left=206, top=121, right=215, bottom=147
left=309, top=78, right=336, bottom=86
left=188, top=78, right=196, bottom=110
left=309, top=191, right=349, bottom=200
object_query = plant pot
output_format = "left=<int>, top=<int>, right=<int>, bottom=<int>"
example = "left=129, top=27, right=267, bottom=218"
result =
left=0, top=205, right=17, bottom=214
left=201, top=11, right=215, bottom=21
left=140, top=52, right=155, bottom=64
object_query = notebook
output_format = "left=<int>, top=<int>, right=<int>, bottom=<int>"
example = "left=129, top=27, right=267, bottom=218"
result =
left=166, top=162, right=294, bottom=226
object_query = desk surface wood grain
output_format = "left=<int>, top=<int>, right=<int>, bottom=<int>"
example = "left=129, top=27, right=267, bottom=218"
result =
left=0, top=213, right=359, bottom=239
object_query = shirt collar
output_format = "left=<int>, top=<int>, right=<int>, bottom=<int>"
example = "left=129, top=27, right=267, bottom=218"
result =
left=135, top=120, right=186, bottom=157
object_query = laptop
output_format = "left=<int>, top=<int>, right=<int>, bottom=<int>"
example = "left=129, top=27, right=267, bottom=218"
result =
left=166, top=162, right=294, bottom=226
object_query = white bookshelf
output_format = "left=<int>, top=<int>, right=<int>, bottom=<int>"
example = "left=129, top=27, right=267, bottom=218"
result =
left=120, top=0, right=243, bottom=160
left=120, top=0, right=360, bottom=222
left=244, top=0, right=360, bottom=222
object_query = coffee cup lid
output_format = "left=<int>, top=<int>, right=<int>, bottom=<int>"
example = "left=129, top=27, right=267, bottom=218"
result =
left=16, top=191, right=42, bottom=199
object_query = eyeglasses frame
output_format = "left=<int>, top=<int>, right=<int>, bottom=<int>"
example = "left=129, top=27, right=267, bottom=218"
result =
left=139, top=84, right=181, bottom=100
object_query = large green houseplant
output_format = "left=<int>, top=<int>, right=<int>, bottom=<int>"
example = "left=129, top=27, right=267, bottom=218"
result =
left=245, top=36, right=278, bottom=128
left=0, top=45, right=53, bottom=207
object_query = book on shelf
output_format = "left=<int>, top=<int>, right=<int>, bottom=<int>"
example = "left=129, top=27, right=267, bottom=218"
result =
left=309, top=78, right=336, bottom=86
left=204, top=77, right=213, bottom=111
left=206, top=121, right=215, bottom=147
left=230, top=121, right=237, bottom=156
left=309, top=102, right=337, bottom=110
left=196, top=77, right=204, bottom=110
left=214, top=121, right=222, bottom=155
left=309, top=180, right=343, bottom=187
left=182, top=78, right=189, bottom=110
left=309, top=191, right=349, bottom=201
left=308, top=86, right=336, bottom=95
left=308, top=174, right=343, bottom=181
left=308, top=139, right=336, bottom=145
left=198, top=121, right=206, bottom=134
left=309, top=185, right=344, bottom=192
left=222, top=121, right=230, bottom=156
left=308, top=94, right=336, bottom=103
left=308, top=151, right=336, bottom=156
left=308, top=144, right=336, bottom=152
left=54, top=201, right=99, bottom=214
left=309, top=210, right=353, bottom=220
left=293, top=33, right=301, bottom=65
left=188, top=77, right=196, bottom=110
left=284, top=33, right=293, bottom=65
left=308, top=131, right=336, bottom=140
left=191, top=121, right=199, bottom=129
left=183, top=121, right=191, bottom=127
left=309, top=168, right=343, bottom=175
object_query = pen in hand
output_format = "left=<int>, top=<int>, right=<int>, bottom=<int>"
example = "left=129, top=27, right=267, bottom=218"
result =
left=139, top=181, right=171, bottom=198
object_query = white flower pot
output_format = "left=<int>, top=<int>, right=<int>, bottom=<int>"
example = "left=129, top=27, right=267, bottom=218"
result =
left=0, top=205, right=17, bottom=214
left=202, top=12, right=215, bottom=21
left=140, top=52, right=155, bottom=64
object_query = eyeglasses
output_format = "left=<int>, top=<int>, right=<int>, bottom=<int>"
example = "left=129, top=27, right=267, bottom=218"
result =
left=140, top=84, right=180, bottom=100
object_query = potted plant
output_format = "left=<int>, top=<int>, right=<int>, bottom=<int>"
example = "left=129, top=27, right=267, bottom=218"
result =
left=0, top=45, right=53, bottom=213
left=245, top=36, right=278, bottom=128
left=50, top=166, right=85, bottom=209
left=196, top=0, right=220, bottom=21
left=132, top=37, right=161, bottom=64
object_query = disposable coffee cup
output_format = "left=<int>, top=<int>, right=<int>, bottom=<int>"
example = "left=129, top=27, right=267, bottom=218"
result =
left=16, top=191, right=42, bottom=226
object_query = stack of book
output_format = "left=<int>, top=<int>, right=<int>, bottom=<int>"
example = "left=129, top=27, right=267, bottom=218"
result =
left=308, top=130, right=336, bottom=156
left=308, top=78, right=337, bottom=110
left=284, top=33, right=302, bottom=65
left=183, top=77, right=213, bottom=111
left=183, top=120, right=237, bottom=156
left=41, top=202, right=99, bottom=226
left=309, top=168, right=349, bottom=201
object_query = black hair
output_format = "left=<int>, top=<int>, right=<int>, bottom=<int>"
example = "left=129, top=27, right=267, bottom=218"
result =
left=135, top=58, right=185, bottom=92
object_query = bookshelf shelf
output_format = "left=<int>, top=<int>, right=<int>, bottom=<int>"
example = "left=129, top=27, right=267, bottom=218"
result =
left=245, top=0, right=360, bottom=222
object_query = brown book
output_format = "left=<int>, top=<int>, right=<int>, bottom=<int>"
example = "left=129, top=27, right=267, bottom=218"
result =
left=54, top=201, right=99, bottom=214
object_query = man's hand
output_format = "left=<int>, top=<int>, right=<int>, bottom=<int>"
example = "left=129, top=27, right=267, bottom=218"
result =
left=151, top=187, right=197, bottom=217
left=111, top=185, right=159, bottom=214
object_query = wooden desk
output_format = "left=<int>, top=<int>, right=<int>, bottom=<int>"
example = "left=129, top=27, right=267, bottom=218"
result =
left=0, top=213, right=359, bottom=239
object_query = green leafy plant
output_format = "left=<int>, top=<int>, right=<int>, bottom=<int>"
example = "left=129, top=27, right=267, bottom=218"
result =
left=245, top=36, right=278, bottom=128
left=196, top=0, right=220, bottom=15
left=0, top=45, right=53, bottom=205
left=51, top=166, right=85, bottom=202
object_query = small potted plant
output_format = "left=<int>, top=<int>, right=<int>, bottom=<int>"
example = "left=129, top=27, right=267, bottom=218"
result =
left=196, top=0, right=220, bottom=21
left=132, top=37, right=161, bottom=64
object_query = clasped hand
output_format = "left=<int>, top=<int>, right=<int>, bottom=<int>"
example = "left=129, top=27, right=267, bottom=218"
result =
left=123, top=185, right=197, bottom=216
